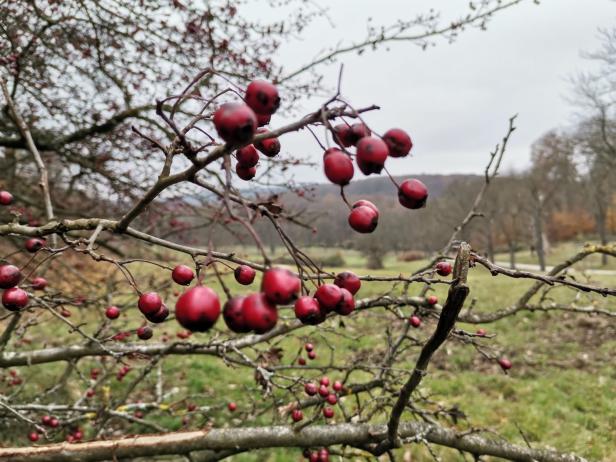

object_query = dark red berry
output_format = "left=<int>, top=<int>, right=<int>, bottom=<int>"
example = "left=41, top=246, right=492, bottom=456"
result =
left=498, top=358, right=512, bottom=370
left=304, top=382, right=318, bottom=396
left=427, top=295, right=438, bottom=305
left=256, top=113, right=270, bottom=127
left=25, top=238, right=46, bottom=253
left=0, top=265, right=21, bottom=289
left=2, top=287, right=28, bottom=311
left=291, top=409, right=303, bottom=422
left=137, top=325, right=154, bottom=340
left=332, top=124, right=354, bottom=147
left=0, top=190, right=14, bottom=206
left=31, top=277, right=47, bottom=290
left=318, top=385, right=329, bottom=397
left=382, top=128, right=412, bottom=157
left=323, top=148, right=354, bottom=186
left=254, top=128, right=281, bottom=157
left=436, top=261, right=452, bottom=277
left=242, top=292, right=278, bottom=334
left=261, top=268, right=301, bottom=305
left=332, top=381, right=343, bottom=392
left=227, top=402, right=237, bottom=412
left=145, top=304, right=169, bottom=324
left=138, top=292, right=163, bottom=316
left=398, top=179, right=428, bottom=209
left=223, top=296, right=250, bottom=333
left=409, top=315, right=421, bottom=328
left=234, top=265, right=256, bottom=285
left=348, top=205, right=378, bottom=233
left=356, top=137, right=389, bottom=175
left=175, top=286, right=221, bottom=332
left=236, top=145, right=259, bottom=167
left=28, top=432, right=39, bottom=442
left=307, top=350, right=317, bottom=360
left=314, top=284, right=343, bottom=313
left=350, top=123, right=371, bottom=143
left=213, top=103, right=257, bottom=144
left=322, top=407, right=334, bottom=419
left=305, top=343, right=314, bottom=352
left=245, top=80, right=280, bottom=115
left=105, top=306, right=120, bottom=320
left=236, top=163, right=256, bottom=181
left=320, top=376, right=330, bottom=387
left=334, top=272, right=360, bottom=295
left=172, top=265, right=195, bottom=286
left=335, top=288, right=355, bottom=316
left=294, top=296, right=325, bottom=325
left=326, top=394, right=338, bottom=405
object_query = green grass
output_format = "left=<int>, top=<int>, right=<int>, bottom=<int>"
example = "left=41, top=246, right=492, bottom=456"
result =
left=2, top=242, right=615, bottom=460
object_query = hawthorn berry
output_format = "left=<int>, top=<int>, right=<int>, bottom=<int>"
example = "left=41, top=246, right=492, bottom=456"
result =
left=323, top=148, right=354, bottom=186
left=307, top=350, right=317, bottom=360
left=291, top=409, right=303, bottom=422
left=213, top=103, right=257, bottom=144
left=409, top=315, right=421, bottom=328
left=348, top=205, right=378, bottom=233
left=0, top=190, right=14, bottom=206
left=356, top=137, right=388, bottom=175
left=227, top=402, right=237, bottom=412
left=332, top=123, right=354, bottom=147
left=137, top=325, right=154, bottom=340
left=305, top=343, right=314, bottom=352
left=333, top=271, right=361, bottom=295
left=335, top=288, right=355, bottom=316
left=318, top=385, right=329, bottom=397
left=476, top=328, right=487, bottom=337
left=245, top=80, right=280, bottom=115
left=398, top=179, right=428, bottom=209
left=2, top=287, right=28, bottom=311
left=175, top=286, right=221, bottom=332
left=172, top=265, right=195, bottom=286
left=28, top=432, right=39, bottom=442
left=0, top=265, right=21, bottom=289
left=234, top=265, right=256, bottom=285
left=304, top=382, right=318, bottom=396
left=298, top=357, right=306, bottom=365
left=326, top=394, right=338, bottom=405
left=332, top=381, right=343, bottom=392
left=261, top=268, right=300, bottom=305
left=350, top=123, right=371, bottom=144
left=322, top=407, right=334, bottom=419
left=382, top=128, right=412, bottom=157
left=236, top=145, right=259, bottom=168
left=236, top=163, right=257, bottom=181
left=498, top=358, right=512, bottom=370
left=254, top=128, right=281, bottom=157
left=436, top=261, right=453, bottom=277
left=31, top=277, right=47, bottom=290
left=145, top=304, right=169, bottom=324
left=242, top=292, right=278, bottom=334
left=24, top=238, right=45, bottom=253
left=294, top=296, right=325, bottom=325
left=223, top=296, right=250, bottom=333
left=320, top=376, right=330, bottom=387
left=426, top=295, right=438, bottom=305
left=138, top=292, right=163, bottom=316
left=105, top=306, right=121, bottom=320
left=314, top=284, right=343, bottom=313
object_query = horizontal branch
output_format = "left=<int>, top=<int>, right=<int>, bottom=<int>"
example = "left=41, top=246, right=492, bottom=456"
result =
left=0, top=421, right=586, bottom=462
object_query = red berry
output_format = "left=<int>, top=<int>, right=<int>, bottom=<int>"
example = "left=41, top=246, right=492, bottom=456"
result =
left=242, top=292, right=278, bottom=334
left=309, top=453, right=319, bottom=462
left=256, top=113, right=270, bottom=127
left=236, top=163, right=256, bottom=181
left=31, top=277, right=47, bottom=290
left=86, top=389, right=95, bottom=398
left=476, top=328, right=487, bottom=337
left=356, top=137, right=388, bottom=175
left=304, top=343, right=314, bottom=352
left=348, top=205, right=378, bottom=233
left=353, top=200, right=379, bottom=215
left=332, top=380, right=343, bottom=392
left=137, top=325, right=154, bottom=340
left=436, top=261, right=453, bottom=277
left=398, top=179, right=428, bottom=209
left=350, top=123, right=371, bottom=143
left=498, top=358, right=512, bottom=370
left=304, top=382, right=318, bottom=396
left=145, top=304, right=169, bottom=323
left=187, top=403, right=197, bottom=412
left=261, top=268, right=300, bottom=305
left=213, top=103, right=257, bottom=144
left=222, top=296, right=250, bottom=333
left=322, top=407, right=334, bottom=419
left=105, top=306, right=121, bottom=320
left=333, top=271, right=361, bottom=295
left=320, top=376, right=330, bottom=387
left=236, top=145, right=259, bottom=167
left=138, top=292, right=163, bottom=316
left=49, top=418, right=59, bottom=428
left=382, top=128, right=412, bottom=157
left=298, top=357, right=306, bottom=365
left=2, top=287, right=28, bottom=311
left=234, top=265, right=256, bottom=285
left=73, top=430, right=83, bottom=440
left=175, top=286, right=221, bottom=332
left=90, top=369, right=100, bottom=379
left=427, top=295, right=438, bottom=305
left=307, top=350, right=317, bottom=360
left=294, top=296, right=325, bottom=325
left=254, top=129, right=281, bottom=157
left=25, top=238, right=46, bottom=253
left=291, top=409, right=303, bottom=422
left=0, top=190, right=14, bottom=206
left=318, top=448, right=330, bottom=462
left=0, top=265, right=21, bottom=289
left=334, top=288, right=355, bottom=316
left=245, top=80, right=280, bottom=115
left=323, top=148, right=354, bottom=186
left=326, top=394, right=338, bottom=405
left=28, top=431, right=39, bottom=442
left=227, top=402, right=237, bottom=412
left=172, top=265, right=195, bottom=286
left=409, top=315, right=421, bottom=328
left=314, top=284, right=343, bottom=313
left=41, top=415, right=52, bottom=426
left=318, top=385, right=329, bottom=397
left=332, top=123, right=354, bottom=147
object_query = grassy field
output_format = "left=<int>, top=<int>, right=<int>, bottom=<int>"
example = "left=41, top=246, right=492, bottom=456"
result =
left=4, top=241, right=616, bottom=460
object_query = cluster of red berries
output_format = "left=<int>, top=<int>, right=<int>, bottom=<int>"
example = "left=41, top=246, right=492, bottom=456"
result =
left=323, top=123, right=428, bottom=233
left=0, top=264, right=29, bottom=311
left=302, top=375, right=344, bottom=420
left=303, top=447, right=330, bottom=462
left=294, top=271, right=361, bottom=325
left=116, top=365, right=131, bottom=381
left=212, top=80, right=281, bottom=181
left=297, top=342, right=317, bottom=364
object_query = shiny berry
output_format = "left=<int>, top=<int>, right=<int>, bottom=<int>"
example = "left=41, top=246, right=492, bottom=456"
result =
left=175, top=286, right=221, bottom=332
left=172, top=265, right=195, bottom=286
left=213, top=103, right=257, bottom=144
left=0, top=190, right=14, bottom=206
left=236, top=163, right=256, bottom=181
left=348, top=205, right=378, bottom=233
left=335, top=288, right=355, bottom=316
left=137, top=325, right=154, bottom=340
left=304, top=382, right=318, bottom=396
left=382, top=128, right=412, bottom=157
left=223, top=296, right=250, bottom=333
left=0, top=265, right=21, bottom=289
left=333, top=271, right=361, bottom=295
left=2, top=287, right=28, bottom=311
left=291, top=409, right=303, bottom=422
left=242, top=292, right=278, bottom=334
left=398, top=179, right=428, bottom=209
left=234, top=265, right=256, bottom=285
left=31, top=277, right=47, bottom=290
left=356, top=137, right=388, bottom=175
left=261, top=268, right=301, bottom=305
left=498, top=358, right=512, bottom=370
left=322, top=407, right=334, bottom=419
left=436, top=261, right=452, bottom=277
left=245, top=80, right=280, bottom=115
left=323, top=148, right=354, bottom=186
left=254, top=128, right=281, bottom=157
left=25, top=238, right=45, bottom=253
left=314, top=284, right=342, bottom=313
left=294, top=296, right=325, bottom=325
left=236, top=145, right=259, bottom=167
left=105, top=306, right=121, bottom=320
left=409, top=315, right=421, bottom=328
left=138, top=292, right=163, bottom=316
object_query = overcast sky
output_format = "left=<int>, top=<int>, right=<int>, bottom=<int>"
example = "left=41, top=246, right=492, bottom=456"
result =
left=255, top=0, right=616, bottom=183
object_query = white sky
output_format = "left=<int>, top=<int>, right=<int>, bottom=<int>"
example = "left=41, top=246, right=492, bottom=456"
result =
left=254, top=0, right=616, bottom=182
